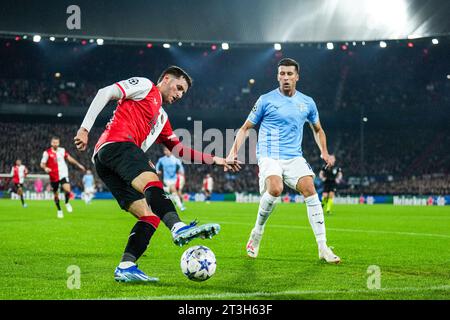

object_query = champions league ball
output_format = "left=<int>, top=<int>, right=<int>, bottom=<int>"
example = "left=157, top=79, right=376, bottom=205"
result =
left=180, top=245, right=216, bottom=281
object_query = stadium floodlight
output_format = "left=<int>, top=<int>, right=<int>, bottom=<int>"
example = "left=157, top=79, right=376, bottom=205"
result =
left=221, top=42, right=229, bottom=50
left=49, top=36, right=55, bottom=42
left=379, top=41, right=387, bottom=48
left=447, top=75, right=450, bottom=80
left=163, top=43, right=171, bottom=48
left=178, top=42, right=183, bottom=46
left=89, top=39, right=94, bottom=43
left=274, top=43, right=282, bottom=51
left=33, top=35, right=41, bottom=43
left=326, top=42, right=334, bottom=50
left=96, top=39, right=104, bottom=45
left=432, top=38, right=439, bottom=45
left=63, top=37, right=68, bottom=42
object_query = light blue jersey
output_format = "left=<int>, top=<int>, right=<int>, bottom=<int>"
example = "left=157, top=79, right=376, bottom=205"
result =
left=176, top=158, right=185, bottom=175
left=247, top=88, right=319, bottom=160
left=82, top=174, right=94, bottom=188
left=156, top=155, right=182, bottom=181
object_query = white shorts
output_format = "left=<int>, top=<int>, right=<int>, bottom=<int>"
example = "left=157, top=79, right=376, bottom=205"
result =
left=164, top=179, right=177, bottom=190
left=84, top=186, right=95, bottom=194
left=258, top=157, right=315, bottom=194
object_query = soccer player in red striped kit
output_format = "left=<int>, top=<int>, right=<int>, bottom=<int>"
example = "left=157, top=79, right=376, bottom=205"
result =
left=74, top=66, right=241, bottom=282
left=10, top=159, right=28, bottom=208
left=40, top=137, right=86, bottom=218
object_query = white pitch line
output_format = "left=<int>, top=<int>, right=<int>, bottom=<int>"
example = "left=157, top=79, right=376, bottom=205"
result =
left=215, top=221, right=450, bottom=239
left=98, top=285, right=450, bottom=300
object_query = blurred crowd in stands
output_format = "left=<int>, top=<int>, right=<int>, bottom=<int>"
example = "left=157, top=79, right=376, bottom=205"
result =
left=0, top=38, right=449, bottom=195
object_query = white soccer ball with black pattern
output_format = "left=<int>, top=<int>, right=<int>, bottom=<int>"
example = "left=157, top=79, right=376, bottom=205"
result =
left=180, top=245, right=216, bottom=281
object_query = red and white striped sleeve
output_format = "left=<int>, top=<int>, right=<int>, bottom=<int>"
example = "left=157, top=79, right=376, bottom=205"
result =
left=41, top=151, right=49, bottom=164
left=115, top=77, right=152, bottom=100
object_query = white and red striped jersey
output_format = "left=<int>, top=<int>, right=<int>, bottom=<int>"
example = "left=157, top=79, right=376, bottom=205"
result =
left=10, top=165, right=28, bottom=184
left=41, top=147, right=70, bottom=182
left=203, top=177, right=213, bottom=192
left=94, top=77, right=176, bottom=154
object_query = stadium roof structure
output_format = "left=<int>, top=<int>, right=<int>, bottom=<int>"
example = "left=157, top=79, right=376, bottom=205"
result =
left=1, top=0, right=450, bottom=43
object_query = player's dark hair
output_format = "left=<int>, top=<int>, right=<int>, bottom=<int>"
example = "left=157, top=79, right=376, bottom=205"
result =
left=278, top=58, right=299, bottom=73
left=157, top=66, right=193, bottom=88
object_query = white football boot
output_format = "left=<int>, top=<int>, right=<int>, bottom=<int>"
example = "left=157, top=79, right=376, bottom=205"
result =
left=65, top=203, right=73, bottom=213
left=57, top=210, right=64, bottom=219
left=246, top=228, right=263, bottom=258
left=319, top=246, right=341, bottom=264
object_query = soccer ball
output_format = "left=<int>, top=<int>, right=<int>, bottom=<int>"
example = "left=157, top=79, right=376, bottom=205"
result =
left=180, top=245, right=216, bottom=281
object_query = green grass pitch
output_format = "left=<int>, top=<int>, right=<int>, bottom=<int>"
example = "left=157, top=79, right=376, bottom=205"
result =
left=0, top=199, right=449, bottom=300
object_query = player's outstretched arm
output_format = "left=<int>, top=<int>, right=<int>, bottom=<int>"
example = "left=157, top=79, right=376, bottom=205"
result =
left=67, top=155, right=86, bottom=172
left=225, top=120, right=254, bottom=171
left=309, top=121, right=332, bottom=167
left=74, top=84, right=122, bottom=151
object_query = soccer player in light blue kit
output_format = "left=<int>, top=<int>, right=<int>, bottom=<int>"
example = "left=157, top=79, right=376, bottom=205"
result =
left=227, top=58, right=340, bottom=263
left=82, top=169, right=95, bottom=204
left=156, top=147, right=186, bottom=211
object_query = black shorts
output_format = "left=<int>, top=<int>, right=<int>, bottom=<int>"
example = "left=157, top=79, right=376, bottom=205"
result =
left=323, top=182, right=337, bottom=193
left=94, top=142, right=156, bottom=211
left=13, top=183, right=23, bottom=192
left=51, top=178, right=69, bottom=193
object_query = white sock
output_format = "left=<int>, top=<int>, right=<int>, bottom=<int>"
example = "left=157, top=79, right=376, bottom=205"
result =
left=254, top=192, right=278, bottom=233
left=171, top=222, right=186, bottom=236
left=171, top=193, right=183, bottom=209
left=305, top=194, right=327, bottom=250
left=118, top=261, right=135, bottom=269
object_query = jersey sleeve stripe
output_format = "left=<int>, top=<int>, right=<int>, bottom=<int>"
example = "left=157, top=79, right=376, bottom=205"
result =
left=115, top=82, right=126, bottom=98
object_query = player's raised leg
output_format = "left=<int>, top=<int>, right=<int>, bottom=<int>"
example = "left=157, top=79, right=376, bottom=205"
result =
left=62, top=182, right=73, bottom=213
left=53, top=190, right=63, bottom=218
left=17, top=186, right=27, bottom=208
left=132, top=172, right=220, bottom=246
left=296, top=176, right=340, bottom=264
left=247, top=173, right=282, bottom=258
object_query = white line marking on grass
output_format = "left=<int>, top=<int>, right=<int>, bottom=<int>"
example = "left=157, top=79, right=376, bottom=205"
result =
left=98, top=285, right=450, bottom=300
left=216, top=221, right=450, bottom=239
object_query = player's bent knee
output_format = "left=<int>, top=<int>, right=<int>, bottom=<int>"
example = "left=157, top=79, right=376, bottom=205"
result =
left=265, top=176, right=283, bottom=197
left=132, top=171, right=160, bottom=194
left=127, top=199, right=155, bottom=218
left=267, top=187, right=283, bottom=197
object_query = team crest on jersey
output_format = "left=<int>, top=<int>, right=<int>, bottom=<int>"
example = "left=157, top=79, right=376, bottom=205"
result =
left=298, top=102, right=307, bottom=112
left=128, top=78, right=139, bottom=86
